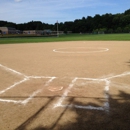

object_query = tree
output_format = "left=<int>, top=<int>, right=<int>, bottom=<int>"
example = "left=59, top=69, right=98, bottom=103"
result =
left=1, top=8, right=130, bottom=34
left=116, top=27, right=122, bottom=33
left=123, top=26, right=130, bottom=33
left=124, top=9, right=130, bottom=15
left=107, top=28, right=114, bottom=33
left=0, top=30, right=3, bottom=36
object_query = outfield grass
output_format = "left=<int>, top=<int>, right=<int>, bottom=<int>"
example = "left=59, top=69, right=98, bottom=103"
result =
left=0, top=33, right=130, bottom=44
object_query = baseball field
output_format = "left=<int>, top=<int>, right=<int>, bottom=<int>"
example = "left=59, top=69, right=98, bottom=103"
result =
left=0, top=34, right=130, bottom=130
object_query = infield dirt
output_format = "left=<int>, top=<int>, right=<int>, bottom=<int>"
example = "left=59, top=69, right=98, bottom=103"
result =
left=0, top=41, right=130, bottom=130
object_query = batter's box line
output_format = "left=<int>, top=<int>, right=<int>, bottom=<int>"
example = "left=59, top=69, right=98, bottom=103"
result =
left=0, top=63, right=56, bottom=105
left=53, top=77, right=110, bottom=113
left=0, top=77, right=56, bottom=105
left=53, top=72, right=130, bottom=113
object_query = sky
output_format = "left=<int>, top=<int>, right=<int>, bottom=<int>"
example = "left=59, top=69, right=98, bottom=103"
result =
left=0, top=0, right=130, bottom=24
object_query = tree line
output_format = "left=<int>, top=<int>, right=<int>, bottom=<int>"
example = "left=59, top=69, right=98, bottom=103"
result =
left=0, top=9, right=130, bottom=34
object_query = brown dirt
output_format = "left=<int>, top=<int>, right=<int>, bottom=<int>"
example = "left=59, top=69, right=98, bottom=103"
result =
left=0, top=41, right=130, bottom=130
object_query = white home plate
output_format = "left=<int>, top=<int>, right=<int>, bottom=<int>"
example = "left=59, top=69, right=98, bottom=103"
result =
left=48, top=86, right=63, bottom=92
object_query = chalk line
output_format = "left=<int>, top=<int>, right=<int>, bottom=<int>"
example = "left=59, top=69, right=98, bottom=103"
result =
left=106, top=71, right=130, bottom=80
left=53, top=78, right=77, bottom=108
left=53, top=47, right=109, bottom=54
left=0, top=63, right=57, bottom=104
left=54, top=71, right=130, bottom=112
left=0, top=64, right=27, bottom=77
left=0, top=63, right=130, bottom=113
left=53, top=77, right=109, bottom=111
left=0, top=78, right=29, bottom=95
left=59, top=104, right=104, bottom=111
left=21, top=77, right=56, bottom=105
left=0, top=98, right=22, bottom=104
left=103, top=80, right=110, bottom=113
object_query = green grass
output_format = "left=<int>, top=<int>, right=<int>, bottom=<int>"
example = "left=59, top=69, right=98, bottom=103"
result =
left=0, top=33, right=130, bottom=44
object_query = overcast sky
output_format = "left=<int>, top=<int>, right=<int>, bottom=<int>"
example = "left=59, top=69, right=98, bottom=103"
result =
left=0, top=0, right=129, bottom=24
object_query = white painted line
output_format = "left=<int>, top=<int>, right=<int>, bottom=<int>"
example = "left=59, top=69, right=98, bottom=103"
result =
left=59, top=104, right=104, bottom=111
left=28, top=76, right=55, bottom=79
left=53, top=78, right=77, bottom=108
left=0, top=78, right=29, bottom=95
left=0, top=77, right=56, bottom=105
left=0, top=62, right=130, bottom=113
left=0, top=63, right=57, bottom=104
left=21, top=77, right=56, bottom=105
left=74, top=105, right=104, bottom=110
left=53, top=47, right=109, bottom=53
left=0, top=98, right=22, bottom=104
left=103, top=80, right=110, bottom=113
left=106, top=71, right=130, bottom=80
left=44, top=77, right=56, bottom=86
left=21, top=89, right=41, bottom=105
left=0, top=64, right=27, bottom=77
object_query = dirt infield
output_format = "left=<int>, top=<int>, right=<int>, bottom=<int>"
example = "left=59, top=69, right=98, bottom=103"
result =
left=0, top=41, right=130, bottom=130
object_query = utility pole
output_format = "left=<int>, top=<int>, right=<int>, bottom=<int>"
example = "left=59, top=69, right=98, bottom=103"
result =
left=57, top=20, right=59, bottom=37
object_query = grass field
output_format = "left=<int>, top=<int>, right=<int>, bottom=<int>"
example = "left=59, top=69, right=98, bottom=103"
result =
left=0, top=33, right=130, bottom=44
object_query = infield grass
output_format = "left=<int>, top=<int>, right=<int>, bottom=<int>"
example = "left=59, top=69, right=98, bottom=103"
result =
left=0, top=33, right=130, bottom=44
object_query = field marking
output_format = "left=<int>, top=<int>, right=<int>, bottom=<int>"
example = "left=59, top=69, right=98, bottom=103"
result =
left=0, top=64, right=130, bottom=113
left=53, top=47, right=109, bottom=53
left=0, top=78, right=29, bottom=95
left=21, top=77, right=56, bottom=105
left=54, top=72, right=130, bottom=113
left=0, top=64, right=27, bottom=77
left=53, top=77, right=110, bottom=112
left=53, top=78, right=77, bottom=108
left=0, top=64, right=56, bottom=105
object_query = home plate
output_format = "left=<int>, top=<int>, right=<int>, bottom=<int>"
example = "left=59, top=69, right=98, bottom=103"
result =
left=48, top=86, right=63, bottom=92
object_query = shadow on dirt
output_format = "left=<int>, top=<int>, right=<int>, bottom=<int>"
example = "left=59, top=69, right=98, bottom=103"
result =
left=126, top=60, right=130, bottom=67
left=15, top=90, right=130, bottom=130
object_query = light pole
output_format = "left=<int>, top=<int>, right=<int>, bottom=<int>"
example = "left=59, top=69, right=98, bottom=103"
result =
left=57, top=20, right=59, bottom=37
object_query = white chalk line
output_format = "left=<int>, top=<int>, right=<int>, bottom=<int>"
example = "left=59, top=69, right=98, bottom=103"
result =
left=0, top=77, right=56, bottom=105
left=0, top=64, right=56, bottom=105
left=21, top=77, right=56, bottom=105
left=53, top=78, right=77, bottom=108
left=0, top=78, right=29, bottom=95
left=0, top=98, right=22, bottom=104
left=53, top=78, right=109, bottom=112
left=0, top=64, right=27, bottom=78
left=111, top=82, right=130, bottom=90
left=54, top=72, right=130, bottom=112
left=53, top=47, right=109, bottom=53
left=58, top=104, right=104, bottom=111
left=0, top=64, right=130, bottom=112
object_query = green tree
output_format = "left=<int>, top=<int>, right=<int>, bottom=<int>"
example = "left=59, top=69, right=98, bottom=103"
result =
left=116, top=27, right=122, bottom=33
left=0, top=30, right=3, bottom=36
left=123, top=26, right=130, bottom=33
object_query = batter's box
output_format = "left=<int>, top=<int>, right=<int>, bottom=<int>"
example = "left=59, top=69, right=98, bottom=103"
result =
left=54, top=78, right=109, bottom=112
left=0, top=77, right=56, bottom=104
left=0, top=68, right=24, bottom=91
